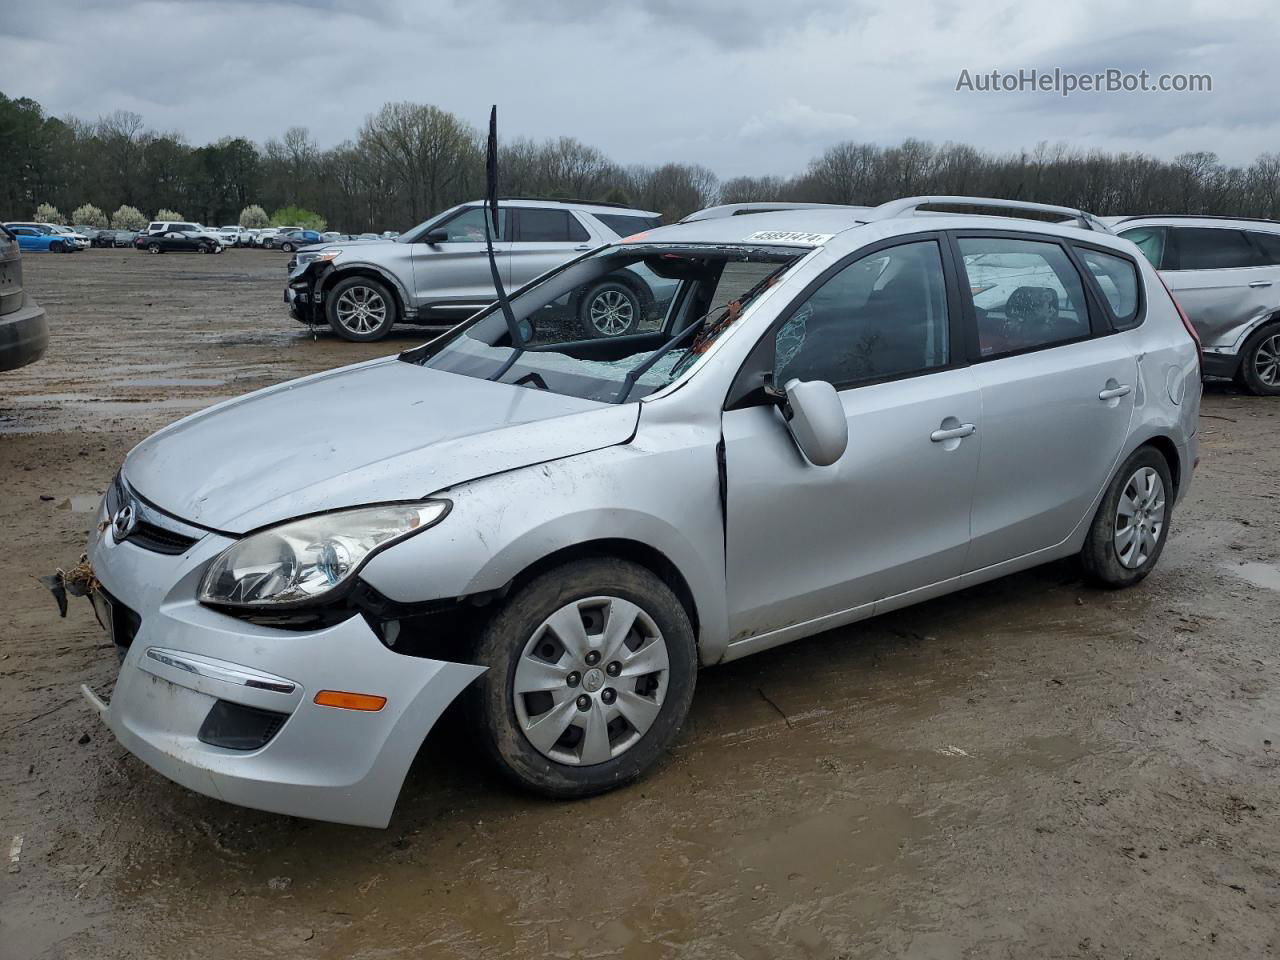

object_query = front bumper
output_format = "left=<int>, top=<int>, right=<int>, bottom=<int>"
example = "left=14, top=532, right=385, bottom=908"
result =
left=83, top=508, right=484, bottom=828
left=0, top=295, right=49, bottom=371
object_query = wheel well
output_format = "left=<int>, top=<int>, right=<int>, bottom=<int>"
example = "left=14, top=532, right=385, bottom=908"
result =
left=324, top=267, right=405, bottom=320
left=1142, top=436, right=1181, bottom=497
left=505, top=539, right=699, bottom=640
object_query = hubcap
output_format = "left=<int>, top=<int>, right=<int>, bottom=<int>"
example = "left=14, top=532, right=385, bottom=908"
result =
left=588, top=289, right=635, bottom=336
left=1114, top=466, right=1166, bottom=569
left=512, top=596, right=669, bottom=766
left=335, top=286, right=388, bottom=335
left=1255, top=333, right=1280, bottom=387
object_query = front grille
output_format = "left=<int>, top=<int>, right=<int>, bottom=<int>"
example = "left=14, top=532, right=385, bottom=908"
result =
left=124, top=519, right=199, bottom=555
left=198, top=700, right=289, bottom=751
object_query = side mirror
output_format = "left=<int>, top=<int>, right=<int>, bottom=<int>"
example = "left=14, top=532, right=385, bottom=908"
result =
left=780, top=378, right=848, bottom=466
left=423, top=229, right=449, bottom=244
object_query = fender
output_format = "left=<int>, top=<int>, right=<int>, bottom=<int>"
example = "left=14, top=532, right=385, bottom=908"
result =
left=320, top=261, right=417, bottom=320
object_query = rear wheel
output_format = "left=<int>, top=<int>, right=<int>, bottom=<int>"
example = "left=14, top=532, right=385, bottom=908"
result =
left=579, top=280, right=642, bottom=338
left=464, top=558, right=696, bottom=799
left=325, top=275, right=397, bottom=341
left=1236, top=323, right=1280, bottom=396
left=1080, top=446, right=1173, bottom=588
left=281, top=242, right=295, bottom=252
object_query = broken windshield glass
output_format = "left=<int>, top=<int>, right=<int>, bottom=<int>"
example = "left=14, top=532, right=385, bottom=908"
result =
left=402, top=244, right=804, bottom=403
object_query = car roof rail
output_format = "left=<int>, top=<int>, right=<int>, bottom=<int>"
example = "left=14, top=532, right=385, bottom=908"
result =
left=867, top=196, right=1112, bottom=233
left=1111, top=213, right=1280, bottom=227
left=493, top=196, right=642, bottom=210
left=679, top=201, right=866, bottom=223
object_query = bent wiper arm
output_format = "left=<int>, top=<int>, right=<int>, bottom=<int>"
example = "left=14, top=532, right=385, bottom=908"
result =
left=615, top=318, right=706, bottom=404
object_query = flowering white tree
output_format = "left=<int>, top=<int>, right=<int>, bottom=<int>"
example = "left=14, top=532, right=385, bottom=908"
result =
left=238, top=204, right=269, bottom=229
left=35, top=203, right=65, bottom=225
left=154, top=208, right=184, bottom=222
left=110, top=205, right=148, bottom=230
left=71, top=204, right=108, bottom=227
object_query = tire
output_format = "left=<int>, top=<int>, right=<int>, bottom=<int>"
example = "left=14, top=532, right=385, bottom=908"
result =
left=147, top=243, right=162, bottom=254
left=198, top=243, right=211, bottom=254
left=325, top=275, right=397, bottom=341
left=1235, top=323, right=1280, bottom=396
left=463, top=557, right=697, bottom=799
left=1080, top=446, right=1174, bottom=589
left=281, top=242, right=295, bottom=253
left=51, top=241, right=64, bottom=254
left=579, top=280, right=642, bottom=338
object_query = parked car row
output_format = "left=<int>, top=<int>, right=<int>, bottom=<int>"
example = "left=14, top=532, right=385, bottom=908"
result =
left=2, top=222, right=91, bottom=252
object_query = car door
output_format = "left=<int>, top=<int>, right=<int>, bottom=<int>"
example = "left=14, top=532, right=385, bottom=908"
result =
left=508, top=208, right=592, bottom=288
left=11, top=228, right=39, bottom=251
left=953, top=232, right=1137, bottom=571
left=721, top=236, right=981, bottom=641
left=410, top=206, right=511, bottom=319
left=1147, top=226, right=1274, bottom=353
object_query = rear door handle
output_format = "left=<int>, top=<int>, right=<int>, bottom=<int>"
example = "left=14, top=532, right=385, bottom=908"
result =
left=1249, top=280, right=1272, bottom=288
left=930, top=423, right=976, bottom=442
left=1099, top=384, right=1132, bottom=400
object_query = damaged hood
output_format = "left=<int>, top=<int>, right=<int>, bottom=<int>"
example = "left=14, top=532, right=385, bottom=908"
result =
left=123, top=357, right=638, bottom=533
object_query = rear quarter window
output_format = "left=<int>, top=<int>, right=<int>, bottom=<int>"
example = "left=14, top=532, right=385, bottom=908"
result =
left=1077, top=247, right=1141, bottom=329
left=593, top=213, right=663, bottom=237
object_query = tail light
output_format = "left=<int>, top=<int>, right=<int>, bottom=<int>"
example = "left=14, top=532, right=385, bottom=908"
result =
left=1155, top=272, right=1201, bottom=374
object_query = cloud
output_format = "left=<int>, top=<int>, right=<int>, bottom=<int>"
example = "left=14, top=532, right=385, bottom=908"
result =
left=740, top=100, right=860, bottom=143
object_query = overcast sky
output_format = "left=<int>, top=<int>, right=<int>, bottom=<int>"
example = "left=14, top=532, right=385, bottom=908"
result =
left=2, top=0, right=1277, bottom=177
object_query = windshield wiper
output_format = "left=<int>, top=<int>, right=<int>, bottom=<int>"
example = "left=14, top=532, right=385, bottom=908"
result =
left=615, top=264, right=789, bottom=403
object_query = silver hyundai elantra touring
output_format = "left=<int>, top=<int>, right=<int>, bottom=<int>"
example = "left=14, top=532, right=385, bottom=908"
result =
left=80, top=197, right=1201, bottom=827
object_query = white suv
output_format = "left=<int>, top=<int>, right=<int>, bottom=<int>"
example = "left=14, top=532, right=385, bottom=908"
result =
left=1114, top=215, right=1280, bottom=394
left=285, top=199, right=664, bottom=341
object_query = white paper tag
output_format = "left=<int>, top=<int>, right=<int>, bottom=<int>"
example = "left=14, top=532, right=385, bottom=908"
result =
left=742, top=230, right=834, bottom=245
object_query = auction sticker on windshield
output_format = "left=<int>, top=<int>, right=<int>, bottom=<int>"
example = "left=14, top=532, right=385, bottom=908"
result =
left=743, top=230, right=834, bottom=244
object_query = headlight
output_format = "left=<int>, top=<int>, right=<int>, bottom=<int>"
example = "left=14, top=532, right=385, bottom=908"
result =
left=199, top=501, right=449, bottom=609
left=296, top=248, right=342, bottom=267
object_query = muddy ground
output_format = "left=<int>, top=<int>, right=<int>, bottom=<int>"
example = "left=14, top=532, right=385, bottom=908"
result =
left=1, top=249, right=1277, bottom=960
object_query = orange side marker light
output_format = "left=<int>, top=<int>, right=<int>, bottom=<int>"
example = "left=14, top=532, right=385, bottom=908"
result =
left=314, top=690, right=387, bottom=711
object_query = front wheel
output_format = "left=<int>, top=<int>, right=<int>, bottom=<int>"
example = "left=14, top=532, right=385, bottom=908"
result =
left=464, top=558, right=696, bottom=799
left=1080, top=447, right=1173, bottom=588
left=51, top=241, right=65, bottom=254
left=579, top=280, right=642, bottom=338
left=147, top=242, right=162, bottom=254
left=325, top=275, right=397, bottom=341
left=1236, top=323, right=1280, bottom=396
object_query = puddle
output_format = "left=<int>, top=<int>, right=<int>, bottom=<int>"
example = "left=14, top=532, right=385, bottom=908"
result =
left=1222, top=561, right=1280, bottom=591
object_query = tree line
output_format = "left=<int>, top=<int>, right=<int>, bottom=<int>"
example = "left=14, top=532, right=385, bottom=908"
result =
left=5, top=90, right=1280, bottom=231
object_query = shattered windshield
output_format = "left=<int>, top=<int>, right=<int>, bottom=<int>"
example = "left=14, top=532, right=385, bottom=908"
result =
left=402, top=244, right=804, bottom=403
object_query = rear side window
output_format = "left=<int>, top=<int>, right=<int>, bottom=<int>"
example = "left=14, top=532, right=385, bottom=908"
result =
left=1170, top=227, right=1262, bottom=270
left=1077, top=248, right=1140, bottom=329
left=773, top=240, right=950, bottom=387
left=1117, top=226, right=1167, bottom=269
left=1247, top=231, right=1280, bottom=265
left=957, top=237, right=1091, bottom=357
left=593, top=213, right=662, bottom=237
left=516, top=209, right=590, bottom=243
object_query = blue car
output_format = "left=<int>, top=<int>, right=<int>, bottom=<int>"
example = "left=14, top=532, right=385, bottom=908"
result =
left=3, top=224, right=73, bottom=253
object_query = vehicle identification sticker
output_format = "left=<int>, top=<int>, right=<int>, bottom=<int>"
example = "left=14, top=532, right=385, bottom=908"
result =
left=743, top=230, right=833, bottom=245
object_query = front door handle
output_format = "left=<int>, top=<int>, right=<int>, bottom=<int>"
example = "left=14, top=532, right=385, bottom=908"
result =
left=1099, top=384, right=1132, bottom=400
left=573, top=244, right=592, bottom=251
left=930, top=423, right=976, bottom=442
left=1249, top=280, right=1272, bottom=288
